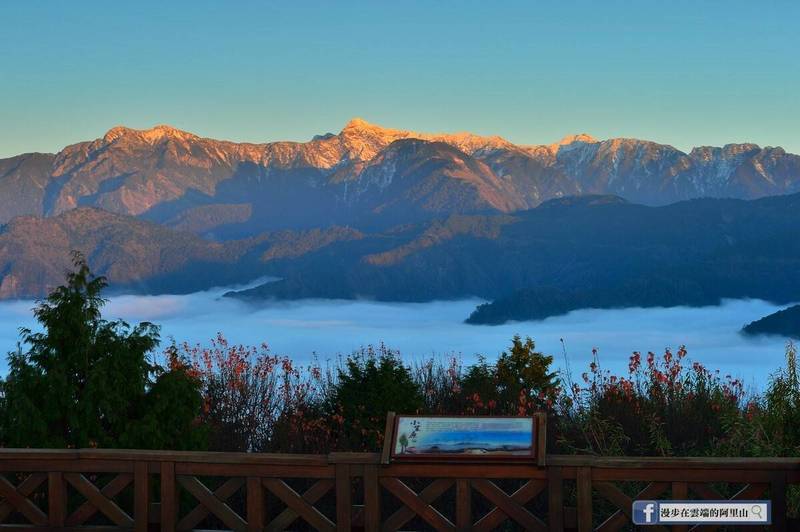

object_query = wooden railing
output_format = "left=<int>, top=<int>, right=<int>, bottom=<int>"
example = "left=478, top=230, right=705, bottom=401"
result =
left=0, top=449, right=797, bottom=531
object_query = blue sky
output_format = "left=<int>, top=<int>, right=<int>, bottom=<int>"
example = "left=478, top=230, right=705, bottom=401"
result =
left=1, top=1, right=798, bottom=158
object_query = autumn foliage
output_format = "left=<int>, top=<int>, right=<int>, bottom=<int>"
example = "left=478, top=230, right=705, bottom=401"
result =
left=166, top=330, right=800, bottom=460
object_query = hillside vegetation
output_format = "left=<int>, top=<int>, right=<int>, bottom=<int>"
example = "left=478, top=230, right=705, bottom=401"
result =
left=743, top=304, right=800, bottom=339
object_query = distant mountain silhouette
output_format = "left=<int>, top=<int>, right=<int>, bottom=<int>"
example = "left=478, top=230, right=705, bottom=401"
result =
left=742, top=305, right=800, bottom=339
left=225, top=193, right=800, bottom=323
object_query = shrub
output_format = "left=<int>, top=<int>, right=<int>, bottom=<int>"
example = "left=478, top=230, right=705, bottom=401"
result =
left=717, top=341, right=800, bottom=459
left=120, top=355, right=207, bottom=450
left=171, top=334, right=326, bottom=452
left=560, top=346, right=750, bottom=456
left=462, top=335, right=560, bottom=415
left=325, top=344, right=423, bottom=451
left=412, top=355, right=463, bottom=414
left=761, top=341, right=800, bottom=454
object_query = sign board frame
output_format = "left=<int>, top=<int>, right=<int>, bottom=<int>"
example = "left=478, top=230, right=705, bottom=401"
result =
left=381, top=412, right=546, bottom=466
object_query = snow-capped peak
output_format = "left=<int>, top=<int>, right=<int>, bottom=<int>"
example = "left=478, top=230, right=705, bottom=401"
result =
left=552, top=133, right=597, bottom=148
left=338, top=118, right=513, bottom=159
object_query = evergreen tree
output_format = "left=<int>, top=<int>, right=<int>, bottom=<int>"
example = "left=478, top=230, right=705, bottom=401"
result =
left=0, top=253, right=205, bottom=449
left=462, top=335, right=559, bottom=414
left=327, top=344, right=423, bottom=450
left=495, top=335, right=559, bottom=408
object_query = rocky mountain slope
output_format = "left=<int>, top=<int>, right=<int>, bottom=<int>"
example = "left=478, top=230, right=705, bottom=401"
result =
left=0, top=208, right=247, bottom=298
left=2, top=120, right=798, bottom=237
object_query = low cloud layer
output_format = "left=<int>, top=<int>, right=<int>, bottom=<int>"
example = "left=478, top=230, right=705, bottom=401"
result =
left=0, top=286, right=793, bottom=390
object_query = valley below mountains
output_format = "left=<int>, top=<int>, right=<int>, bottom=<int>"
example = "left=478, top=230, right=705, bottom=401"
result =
left=1, top=119, right=799, bottom=326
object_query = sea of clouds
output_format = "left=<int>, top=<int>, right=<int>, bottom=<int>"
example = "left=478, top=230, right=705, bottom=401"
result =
left=0, top=282, right=793, bottom=390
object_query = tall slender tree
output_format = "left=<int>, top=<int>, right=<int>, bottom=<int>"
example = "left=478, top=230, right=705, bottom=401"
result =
left=0, top=252, right=206, bottom=449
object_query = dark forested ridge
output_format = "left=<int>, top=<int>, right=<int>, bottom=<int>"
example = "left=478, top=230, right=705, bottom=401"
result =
left=0, top=208, right=360, bottom=299
left=2, top=191, right=799, bottom=323
left=743, top=305, right=800, bottom=339
left=228, top=193, right=800, bottom=323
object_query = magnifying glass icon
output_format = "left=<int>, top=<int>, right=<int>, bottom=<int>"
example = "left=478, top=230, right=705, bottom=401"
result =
left=751, top=505, right=763, bottom=519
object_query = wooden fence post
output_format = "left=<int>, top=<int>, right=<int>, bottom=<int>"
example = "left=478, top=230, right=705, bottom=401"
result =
left=134, top=462, right=149, bottom=532
left=160, top=461, right=176, bottom=532
left=548, top=465, right=564, bottom=531
left=771, top=471, right=787, bottom=532
left=576, top=467, right=592, bottom=532
left=363, top=464, right=380, bottom=532
left=335, top=463, right=352, bottom=531
left=456, top=479, right=472, bottom=531
left=47, top=471, right=66, bottom=527
left=247, top=476, right=264, bottom=532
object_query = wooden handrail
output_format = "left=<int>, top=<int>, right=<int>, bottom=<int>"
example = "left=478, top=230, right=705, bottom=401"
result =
left=0, top=448, right=330, bottom=464
left=546, top=455, right=800, bottom=469
left=1, top=448, right=797, bottom=468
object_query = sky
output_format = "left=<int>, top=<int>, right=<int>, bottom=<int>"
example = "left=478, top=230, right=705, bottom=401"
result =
left=1, top=1, right=798, bottom=158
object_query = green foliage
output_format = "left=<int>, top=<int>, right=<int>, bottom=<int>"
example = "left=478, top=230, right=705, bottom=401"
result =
left=326, top=344, right=423, bottom=451
left=752, top=341, right=800, bottom=456
left=0, top=253, right=205, bottom=450
left=496, top=335, right=559, bottom=406
left=462, top=335, right=559, bottom=414
left=118, top=359, right=207, bottom=450
left=460, top=355, right=497, bottom=406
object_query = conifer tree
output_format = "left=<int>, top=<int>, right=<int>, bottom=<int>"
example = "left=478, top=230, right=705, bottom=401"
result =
left=0, top=253, right=205, bottom=449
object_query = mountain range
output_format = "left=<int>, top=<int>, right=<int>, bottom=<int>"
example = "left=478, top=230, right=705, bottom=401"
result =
left=1, top=120, right=799, bottom=326
left=2, top=119, right=799, bottom=238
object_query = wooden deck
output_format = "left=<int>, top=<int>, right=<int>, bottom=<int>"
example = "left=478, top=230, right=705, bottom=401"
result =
left=0, top=449, right=797, bottom=530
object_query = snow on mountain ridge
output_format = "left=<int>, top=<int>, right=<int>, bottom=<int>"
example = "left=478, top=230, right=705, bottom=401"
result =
left=103, top=124, right=199, bottom=144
